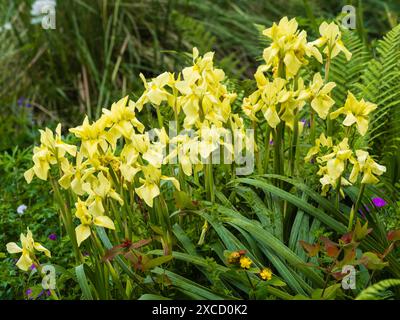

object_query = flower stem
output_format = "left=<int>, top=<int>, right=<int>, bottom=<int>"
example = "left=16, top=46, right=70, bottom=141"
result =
left=348, top=183, right=366, bottom=231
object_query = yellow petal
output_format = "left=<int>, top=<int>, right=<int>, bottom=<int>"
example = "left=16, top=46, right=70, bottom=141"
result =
left=94, top=216, right=115, bottom=230
left=135, top=182, right=160, bottom=207
left=75, top=224, right=91, bottom=247
left=343, top=112, right=357, bottom=127
left=24, top=168, right=35, bottom=184
left=161, top=176, right=181, bottom=191
left=263, top=106, right=280, bottom=128
left=16, top=253, right=33, bottom=271
left=356, top=117, right=369, bottom=136
left=34, top=242, right=51, bottom=258
left=6, top=242, right=22, bottom=254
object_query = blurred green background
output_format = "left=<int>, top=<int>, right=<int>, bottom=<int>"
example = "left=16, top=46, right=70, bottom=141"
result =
left=1, top=0, right=399, bottom=150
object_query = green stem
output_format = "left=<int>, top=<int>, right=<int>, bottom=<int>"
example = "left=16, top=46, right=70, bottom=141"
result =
left=253, top=121, right=262, bottom=174
left=289, top=112, right=299, bottom=176
left=264, top=125, right=271, bottom=173
left=156, top=107, right=164, bottom=128
left=50, top=177, right=83, bottom=264
left=325, top=55, right=332, bottom=136
left=348, top=183, right=366, bottom=231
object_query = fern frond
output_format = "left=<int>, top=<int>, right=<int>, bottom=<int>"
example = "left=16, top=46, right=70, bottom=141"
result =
left=329, top=30, right=371, bottom=106
left=354, top=24, right=400, bottom=186
left=356, top=279, right=400, bottom=300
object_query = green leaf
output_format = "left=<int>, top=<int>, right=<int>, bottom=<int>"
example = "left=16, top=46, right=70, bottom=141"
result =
left=143, top=255, right=173, bottom=271
left=360, top=252, right=389, bottom=270
left=139, top=294, right=171, bottom=300
left=75, top=264, right=94, bottom=300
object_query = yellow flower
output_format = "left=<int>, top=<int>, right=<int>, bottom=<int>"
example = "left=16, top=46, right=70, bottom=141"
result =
left=74, top=198, right=115, bottom=247
left=242, top=91, right=261, bottom=122
left=314, top=138, right=353, bottom=196
left=349, top=150, right=386, bottom=184
left=137, top=72, right=172, bottom=108
left=24, top=124, right=76, bottom=183
left=228, top=251, right=240, bottom=264
left=69, top=116, right=108, bottom=158
left=304, top=133, right=333, bottom=162
left=262, top=17, right=322, bottom=79
left=102, top=96, right=144, bottom=140
left=198, top=123, right=232, bottom=159
left=256, top=75, right=289, bottom=128
left=259, top=268, right=273, bottom=281
left=58, top=152, right=95, bottom=195
left=175, top=48, right=236, bottom=129
left=239, top=256, right=252, bottom=269
left=310, top=21, right=352, bottom=61
left=135, top=165, right=180, bottom=207
left=7, top=228, right=51, bottom=271
left=308, top=73, right=336, bottom=119
left=164, top=134, right=202, bottom=176
left=330, top=92, right=377, bottom=136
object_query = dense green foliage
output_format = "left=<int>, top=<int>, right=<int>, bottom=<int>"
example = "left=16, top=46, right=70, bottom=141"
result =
left=1, top=0, right=400, bottom=300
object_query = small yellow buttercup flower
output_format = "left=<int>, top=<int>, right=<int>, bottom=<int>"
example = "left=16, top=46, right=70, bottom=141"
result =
left=259, top=268, right=273, bottom=281
left=228, top=251, right=241, bottom=264
left=239, top=256, right=252, bottom=269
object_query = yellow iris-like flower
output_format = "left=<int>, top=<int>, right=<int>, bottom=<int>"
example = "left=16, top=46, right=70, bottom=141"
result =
left=135, top=165, right=180, bottom=207
left=304, top=133, right=333, bottom=162
left=69, top=116, right=108, bottom=158
left=308, top=73, right=336, bottom=119
left=136, top=72, right=173, bottom=109
left=174, top=48, right=236, bottom=129
left=58, top=152, right=95, bottom=195
left=74, top=198, right=116, bottom=247
left=164, top=134, right=202, bottom=176
left=349, top=150, right=386, bottom=184
left=317, top=138, right=353, bottom=195
left=330, top=91, right=377, bottom=136
left=6, top=228, right=51, bottom=271
left=198, top=123, right=232, bottom=160
left=259, top=268, right=273, bottom=281
left=251, top=69, right=289, bottom=128
left=310, top=21, right=352, bottom=61
left=239, top=256, right=252, bottom=269
left=242, top=91, right=262, bottom=122
left=24, top=124, right=77, bottom=183
left=102, top=96, right=145, bottom=144
left=262, top=17, right=322, bottom=79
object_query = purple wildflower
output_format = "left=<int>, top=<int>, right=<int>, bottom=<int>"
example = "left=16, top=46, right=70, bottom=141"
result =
left=372, top=197, right=387, bottom=208
left=17, top=97, right=25, bottom=106
left=26, top=288, right=32, bottom=296
left=300, top=118, right=309, bottom=128
left=269, top=140, right=274, bottom=146
left=48, top=233, right=57, bottom=241
left=30, top=264, right=36, bottom=270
